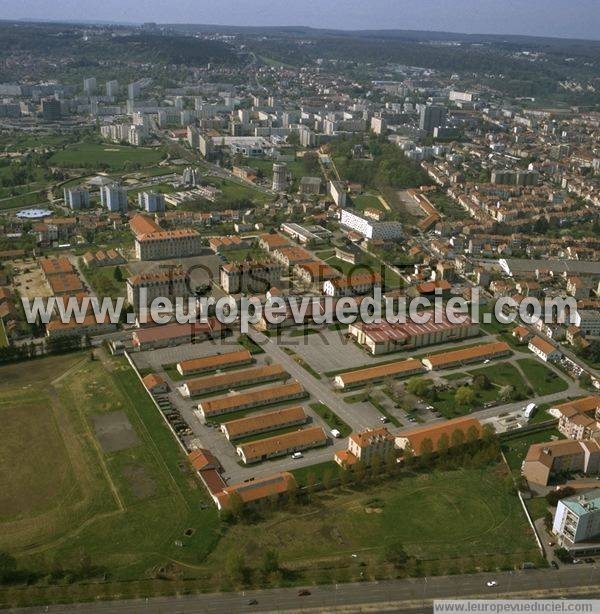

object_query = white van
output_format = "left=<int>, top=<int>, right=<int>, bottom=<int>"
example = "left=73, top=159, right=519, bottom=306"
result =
left=291, top=452, right=303, bottom=459
left=330, top=429, right=341, bottom=438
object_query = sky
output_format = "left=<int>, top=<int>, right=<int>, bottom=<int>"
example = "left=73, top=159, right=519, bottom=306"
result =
left=3, top=0, right=600, bottom=40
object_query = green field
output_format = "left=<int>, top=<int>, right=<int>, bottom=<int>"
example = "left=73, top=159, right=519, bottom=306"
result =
left=0, top=189, right=50, bottom=211
left=206, top=467, right=540, bottom=577
left=0, top=353, right=219, bottom=600
left=516, top=358, right=569, bottom=396
left=351, top=193, right=386, bottom=212
left=82, top=265, right=127, bottom=299
left=204, top=175, right=271, bottom=205
left=50, top=143, right=165, bottom=171
left=430, top=362, right=529, bottom=418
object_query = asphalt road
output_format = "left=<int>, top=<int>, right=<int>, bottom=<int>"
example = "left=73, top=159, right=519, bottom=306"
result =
left=8, top=566, right=600, bottom=613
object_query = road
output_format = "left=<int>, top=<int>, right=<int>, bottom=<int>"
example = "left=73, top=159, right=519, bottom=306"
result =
left=248, top=329, right=383, bottom=432
left=8, top=566, right=600, bottom=613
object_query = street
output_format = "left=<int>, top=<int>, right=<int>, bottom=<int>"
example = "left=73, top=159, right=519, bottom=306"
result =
left=8, top=565, right=600, bottom=613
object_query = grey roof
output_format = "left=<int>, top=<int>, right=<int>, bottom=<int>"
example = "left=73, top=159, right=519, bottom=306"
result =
left=499, top=258, right=600, bottom=277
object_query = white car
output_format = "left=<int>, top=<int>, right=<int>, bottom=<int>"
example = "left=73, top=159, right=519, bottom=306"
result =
left=291, top=452, right=303, bottom=459
left=486, top=581, right=498, bottom=587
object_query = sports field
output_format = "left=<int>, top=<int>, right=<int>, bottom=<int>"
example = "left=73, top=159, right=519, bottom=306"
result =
left=0, top=353, right=219, bottom=589
left=49, top=143, right=165, bottom=171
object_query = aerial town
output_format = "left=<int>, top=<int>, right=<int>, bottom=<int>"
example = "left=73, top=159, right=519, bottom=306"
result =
left=1, top=12, right=600, bottom=612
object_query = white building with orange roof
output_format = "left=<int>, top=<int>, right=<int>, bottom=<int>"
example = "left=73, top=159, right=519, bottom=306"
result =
left=528, top=335, right=562, bottom=362
left=335, top=427, right=396, bottom=468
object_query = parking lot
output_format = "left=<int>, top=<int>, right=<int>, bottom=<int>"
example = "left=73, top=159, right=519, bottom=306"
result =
left=11, top=258, right=52, bottom=300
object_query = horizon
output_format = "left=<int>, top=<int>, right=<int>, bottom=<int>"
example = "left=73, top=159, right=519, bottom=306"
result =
left=4, top=0, right=600, bottom=41
left=10, top=18, right=600, bottom=43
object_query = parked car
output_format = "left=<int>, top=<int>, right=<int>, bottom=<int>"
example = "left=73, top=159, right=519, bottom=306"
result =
left=298, top=589, right=311, bottom=596
left=291, top=452, right=303, bottom=459
left=486, top=580, right=498, bottom=587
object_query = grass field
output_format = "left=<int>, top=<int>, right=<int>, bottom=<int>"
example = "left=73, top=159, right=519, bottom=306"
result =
left=50, top=143, right=164, bottom=171
left=516, top=358, right=569, bottom=396
left=0, top=353, right=219, bottom=589
left=204, top=176, right=271, bottom=205
left=0, top=189, right=50, bottom=211
left=82, top=265, right=127, bottom=299
left=431, top=362, right=529, bottom=418
left=351, top=193, right=386, bottom=212
left=206, top=467, right=540, bottom=576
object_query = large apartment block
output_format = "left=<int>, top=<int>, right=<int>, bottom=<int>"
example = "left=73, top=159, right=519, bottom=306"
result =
left=553, top=489, right=600, bottom=551
left=522, top=438, right=600, bottom=487
left=340, top=209, right=403, bottom=240
left=553, top=396, right=600, bottom=440
left=126, top=268, right=189, bottom=312
left=130, top=214, right=202, bottom=261
left=220, top=261, right=282, bottom=294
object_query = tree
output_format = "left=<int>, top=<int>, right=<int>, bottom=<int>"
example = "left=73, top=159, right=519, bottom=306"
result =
left=546, top=487, right=576, bottom=507
left=306, top=471, right=318, bottom=496
left=406, top=377, right=432, bottom=399
left=227, top=551, right=247, bottom=583
left=262, top=549, right=279, bottom=575
left=499, top=385, right=516, bottom=402
left=466, top=425, right=480, bottom=446
left=472, top=373, right=492, bottom=391
left=113, top=266, right=123, bottom=282
left=227, top=492, right=245, bottom=521
left=579, top=372, right=593, bottom=389
left=454, top=386, right=476, bottom=407
left=555, top=547, right=572, bottom=563
left=403, top=442, right=415, bottom=467
left=384, top=540, right=409, bottom=568
left=0, top=551, right=17, bottom=582
left=370, top=455, right=382, bottom=481
left=419, top=438, right=434, bottom=464
left=437, top=433, right=450, bottom=458
left=450, top=429, right=466, bottom=450
left=384, top=450, right=397, bottom=475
